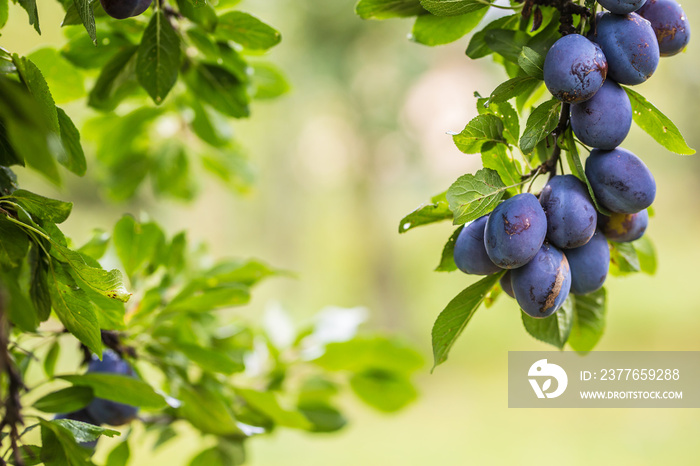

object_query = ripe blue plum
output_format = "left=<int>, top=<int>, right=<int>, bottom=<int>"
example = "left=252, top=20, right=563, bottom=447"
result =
left=543, top=34, right=608, bottom=104
left=599, top=209, right=649, bottom=242
left=598, top=0, right=647, bottom=14
left=570, top=79, right=632, bottom=150
left=453, top=216, right=502, bottom=275
left=484, top=193, right=547, bottom=269
left=500, top=270, right=515, bottom=299
left=565, top=230, right=610, bottom=295
left=511, top=244, right=572, bottom=318
left=591, top=12, right=660, bottom=85
left=100, top=0, right=152, bottom=19
left=637, top=0, right=691, bottom=56
left=539, top=175, right=597, bottom=249
left=585, top=147, right=656, bottom=214
left=85, top=349, right=139, bottom=426
left=54, top=409, right=100, bottom=449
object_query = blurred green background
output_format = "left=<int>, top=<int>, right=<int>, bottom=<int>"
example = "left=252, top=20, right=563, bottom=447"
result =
left=4, top=0, right=700, bottom=464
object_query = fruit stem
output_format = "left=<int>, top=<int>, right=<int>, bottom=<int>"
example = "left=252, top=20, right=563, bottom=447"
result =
left=516, top=0, right=591, bottom=35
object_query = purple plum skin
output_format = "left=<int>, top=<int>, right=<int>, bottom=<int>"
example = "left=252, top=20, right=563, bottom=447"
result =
left=54, top=409, right=101, bottom=449
left=598, top=0, right=648, bottom=14
left=570, top=79, right=632, bottom=150
left=591, top=12, right=660, bottom=85
left=511, top=243, right=572, bottom=318
left=565, top=229, right=610, bottom=295
left=599, top=209, right=649, bottom=242
left=544, top=34, right=608, bottom=104
left=500, top=270, right=515, bottom=299
left=539, top=175, right=597, bottom=249
left=585, top=147, right=656, bottom=214
left=100, top=0, right=152, bottom=20
left=453, top=216, right=502, bottom=276
left=637, top=0, right=691, bottom=57
left=484, top=193, right=548, bottom=270
left=85, top=349, right=139, bottom=426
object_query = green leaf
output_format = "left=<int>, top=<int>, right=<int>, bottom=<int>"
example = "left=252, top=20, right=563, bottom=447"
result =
left=314, top=337, right=423, bottom=374
left=178, top=343, right=244, bottom=375
left=477, top=98, right=520, bottom=146
left=33, top=387, right=94, bottom=414
left=40, top=420, right=96, bottom=466
left=0, top=269, right=38, bottom=332
left=113, top=216, right=165, bottom=278
left=237, top=389, right=312, bottom=429
left=105, top=440, right=130, bottom=466
left=452, top=114, right=505, bottom=153
left=185, top=64, right=249, bottom=118
left=624, top=87, right=695, bottom=155
left=484, top=29, right=530, bottom=63
left=431, top=272, right=504, bottom=370
left=27, top=48, right=85, bottom=104
left=56, top=108, right=87, bottom=176
left=178, top=385, right=241, bottom=436
left=519, top=98, right=561, bottom=154
left=60, top=373, right=167, bottom=409
left=71, top=0, right=97, bottom=44
left=10, top=445, right=42, bottom=466
left=518, top=46, right=544, bottom=80
left=0, top=0, right=8, bottom=29
left=29, top=245, right=52, bottom=322
left=568, top=288, right=606, bottom=352
left=481, top=143, right=521, bottom=188
left=633, top=236, right=657, bottom=275
left=488, top=76, right=540, bottom=104
left=88, top=45, right=139, bottom=112
left=44, top=340, right=60, bottom=378
left=137, top=11, right=181, bottom=104
left=216, top=11, right=281, bottom=50
left=521, top=298, right=573, bottom=349
left=17, top=0, right=40, bottom=34
left=50, top=242, right=130, bottom=302
left=0, top=215, right=29, bottom=267
left=349, top=370, right=417, bottom=412
left=411, top=9, right=487, bottom=46
left=10, top=190, right=73, bottom=224
left=251, top=62, right=290, bottom=100
left=435, top=226, right=462, bottom=272
left=445, top=168, right=507, bottom=225
left=609, top=241, right=640, bottom=275
left=77, top=229, right=110, bottom=260
left=466, top=15, right=519, bottom=59
left=165, top=282, right=250, bottom=312
left=563, top=128, right=611, bottom=215
left=153, top=142, right=197, bottom=200
left=176, top=0, right=217, bottom=31
left=355, top=0, right=424, bottom=19
left=398, top=191, right=452, bottom=233
left=12, top=55, right=60, bottom=135
left=189, top=442, right=245, bottom=466
left=420, top=0, right=491, bottom=17
left=48, top=261, right=102, bottom=357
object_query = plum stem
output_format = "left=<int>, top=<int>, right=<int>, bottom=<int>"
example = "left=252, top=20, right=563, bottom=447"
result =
left=516, top=0, right=591, bottom=35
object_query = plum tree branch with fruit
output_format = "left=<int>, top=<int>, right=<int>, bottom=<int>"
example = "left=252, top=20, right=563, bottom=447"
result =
left=357, top=0, right=694, bottom=366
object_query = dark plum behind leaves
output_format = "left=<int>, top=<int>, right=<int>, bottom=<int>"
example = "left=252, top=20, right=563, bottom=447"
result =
left=539, top=175, right=597, bottom=249
left=484, top=193, right=547, bottom=270
left=101, top=0, right=152, bottom=20
left=585, top=147, right=656, bottom=214
left=453, top=216, right=502, bottom=276
left=511, top=244, right=572, bottom=318
left=637, top=0, right=691, bottom=57
left=85, top=349, right=139, bottom=426
left=543, top=34, right=608, bottom=104
left=599, top=209, right=649, bottom=242
left=570, top=79, right=632, bottom=150
left=566, top=229, right=610, bottom=295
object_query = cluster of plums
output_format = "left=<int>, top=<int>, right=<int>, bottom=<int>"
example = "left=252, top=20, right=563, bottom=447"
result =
left=100, top=0, right=152, bottom=19
left=453, top=0, right=689, bottom=318
left=56, top=350, right=139, bottom=449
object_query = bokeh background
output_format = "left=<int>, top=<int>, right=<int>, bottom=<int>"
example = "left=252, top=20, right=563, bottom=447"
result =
left=4, top=0, right=700, bottom=464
